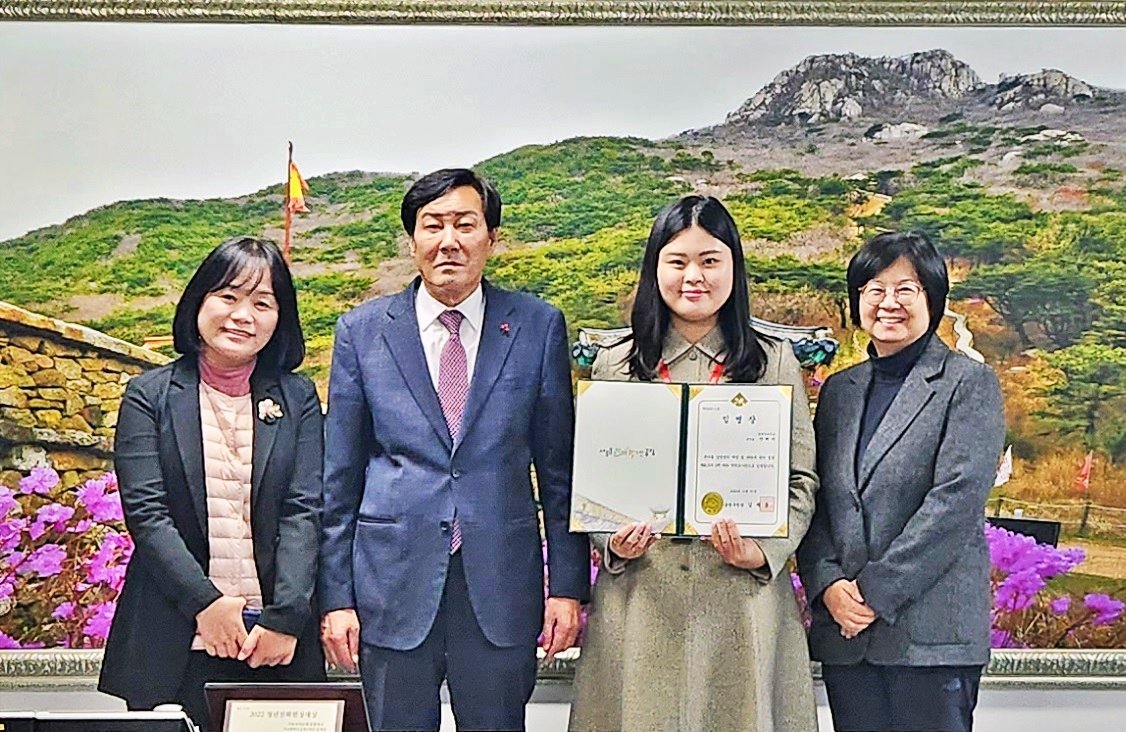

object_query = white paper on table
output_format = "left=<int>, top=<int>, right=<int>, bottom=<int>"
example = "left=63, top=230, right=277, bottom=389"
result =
left=685, top=384, right=792, bottom=538
left=570, top=380, right=681, bottom=533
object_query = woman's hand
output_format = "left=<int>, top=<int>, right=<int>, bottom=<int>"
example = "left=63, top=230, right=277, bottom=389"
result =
left=823, top=579, right=876, bottom=639
left=707, top=519, right=767, bottom=570
left=195, top=595, right=248, bottom=658
left=608, top=523, right=658, bottom=559
left=238, top=625, right=298, bottom=668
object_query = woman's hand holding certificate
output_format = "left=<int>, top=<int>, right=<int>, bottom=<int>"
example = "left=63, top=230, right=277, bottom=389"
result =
left=706, top=518, right=767, bottom=570
left=609, top=522, right=660, bottom=559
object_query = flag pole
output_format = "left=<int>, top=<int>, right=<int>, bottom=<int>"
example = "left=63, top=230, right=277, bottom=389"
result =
left=1077, top=450, right=1095, bottom=537
left=283, top=140, right=294, bottom=263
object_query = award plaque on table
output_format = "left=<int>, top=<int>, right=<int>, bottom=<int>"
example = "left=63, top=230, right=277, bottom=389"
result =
left=570, top=380, right=792, bottom=538
left=204, top=682, right=368, bottom=732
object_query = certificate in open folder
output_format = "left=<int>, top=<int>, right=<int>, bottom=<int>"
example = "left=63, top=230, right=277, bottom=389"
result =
left=570, top=380, right=792, bottom=538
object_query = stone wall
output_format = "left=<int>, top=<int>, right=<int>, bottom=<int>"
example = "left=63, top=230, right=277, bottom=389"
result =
left=0, top=301, right=169, bottom=489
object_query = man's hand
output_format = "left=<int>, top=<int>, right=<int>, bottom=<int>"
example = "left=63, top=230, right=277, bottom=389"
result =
left=707, top=519, right=767, bottom=571
left=321, top=608, right=361, bottom=672
left=540, top=597, right=581, bottom=661
left=238, top=626, right=298, bottom=668
left=195, top=596, right=248, bottom=659
left=823, top=579, right=876, bottom=639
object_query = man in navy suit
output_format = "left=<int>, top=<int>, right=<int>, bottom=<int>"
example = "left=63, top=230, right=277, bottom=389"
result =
left=319, top=168, right=590, bottom=731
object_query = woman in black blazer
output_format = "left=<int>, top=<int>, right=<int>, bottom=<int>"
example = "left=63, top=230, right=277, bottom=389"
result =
left=99, top=237, right=325, bottom=730
left=797, top=232, right=1005, bottom=732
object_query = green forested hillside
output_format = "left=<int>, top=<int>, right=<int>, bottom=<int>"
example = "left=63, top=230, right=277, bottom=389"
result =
left=2, top=130, right=1124, bottom=470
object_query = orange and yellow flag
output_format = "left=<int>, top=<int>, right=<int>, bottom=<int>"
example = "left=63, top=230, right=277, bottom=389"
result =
left=286, top=162, right=310, bottom=213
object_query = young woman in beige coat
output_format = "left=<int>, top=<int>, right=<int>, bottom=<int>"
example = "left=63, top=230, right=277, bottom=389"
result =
left=569, top=196, right=819, bottom=732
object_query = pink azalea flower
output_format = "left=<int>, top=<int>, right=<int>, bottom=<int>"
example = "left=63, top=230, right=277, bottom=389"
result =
left=0, top=486, right=18, bottom=516
left=1084, top=593, right=1125, bottom=626
left=0, top=516, right=27, bottom=553
left=19, top=466, right=59, bottom=495
left=52, top=601, right=76, bottom=620
left=27, top=520, right=49, bottom=541
left=84, top=532, right=133, bottom=591
left=1049, top=596, right=1071, bottom=615
left=37, top=503, right=76, bottom=531
left=83, top=601, right=116, bottom=640
left=990, top=628, right=1020, bottom=648
left=68, top=518, right=94, bottom=534
left=77, top=478, right=124, bottom=523
left=21, top=543, right=67, bottom=578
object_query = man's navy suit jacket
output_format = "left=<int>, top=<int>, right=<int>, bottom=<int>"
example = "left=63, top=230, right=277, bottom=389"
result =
left=319, top=278, right=590, bottom=650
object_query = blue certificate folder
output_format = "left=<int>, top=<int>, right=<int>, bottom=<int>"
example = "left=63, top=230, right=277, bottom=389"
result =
left=571, top=380, right=793, bottom=539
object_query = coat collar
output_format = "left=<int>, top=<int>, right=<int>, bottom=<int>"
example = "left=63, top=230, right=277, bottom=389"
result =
left=169, top=358, right=207, bottom=538
left=660, top=325, right=727, bottom=366
left=856, top=334, right=951, bottom=491
left=383, top=281, right=451, bottom=449
left=249, top=368, right=283, bottom=511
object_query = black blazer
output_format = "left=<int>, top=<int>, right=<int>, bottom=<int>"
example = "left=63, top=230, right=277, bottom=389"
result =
left=99, top=357, right=325, bottom=708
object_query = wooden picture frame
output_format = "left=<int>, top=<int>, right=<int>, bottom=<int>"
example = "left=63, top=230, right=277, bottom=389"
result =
left=1, top=0, right=1124, bottom=688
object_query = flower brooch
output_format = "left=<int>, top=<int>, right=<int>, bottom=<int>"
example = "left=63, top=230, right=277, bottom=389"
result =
left=500, top=322, right=511, bottom=336
left=257, top=398, right=284, bottom=424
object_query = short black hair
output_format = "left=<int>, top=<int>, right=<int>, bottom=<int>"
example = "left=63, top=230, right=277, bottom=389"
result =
left=400, top=168, right=502, bottom=235
left=172, top=236, right=305, bottom=373
left=846, top=230, right=949, bottom=333
left=628, top=195, right=767, bottom=383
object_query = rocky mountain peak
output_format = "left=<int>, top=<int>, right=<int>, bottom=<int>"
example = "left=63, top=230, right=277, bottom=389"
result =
left=724, top=49, right=982, bottom=126
left=991, top=69, right=1097, bottom=110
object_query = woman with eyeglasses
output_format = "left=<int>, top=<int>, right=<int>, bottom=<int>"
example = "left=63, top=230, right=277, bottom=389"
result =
left=797, top=231, right=1005, bottom=732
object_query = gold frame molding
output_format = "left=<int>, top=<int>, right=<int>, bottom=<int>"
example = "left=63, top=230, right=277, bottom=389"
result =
left=1, top=0, right=1125, bottom=688
left=1, top=1, right=1126, bottom=25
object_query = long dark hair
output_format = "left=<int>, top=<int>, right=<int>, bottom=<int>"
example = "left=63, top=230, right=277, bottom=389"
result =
left=627, top=195, right=767, bottom=383
left=172, top=236, right=305, bottom=373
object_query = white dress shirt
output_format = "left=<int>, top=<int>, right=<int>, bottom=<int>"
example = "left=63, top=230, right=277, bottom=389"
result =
left=415, top=282, right=486, bottom=390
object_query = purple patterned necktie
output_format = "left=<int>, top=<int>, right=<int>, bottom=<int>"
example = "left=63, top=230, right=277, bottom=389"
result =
left=437, top=309, right=467, bottom=553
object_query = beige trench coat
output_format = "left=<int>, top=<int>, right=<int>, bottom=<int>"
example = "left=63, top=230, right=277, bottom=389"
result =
left=568, top=327, right=819, bottom=732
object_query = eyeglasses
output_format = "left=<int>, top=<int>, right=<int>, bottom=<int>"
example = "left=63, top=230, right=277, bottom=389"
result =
left=859, top=281, right=924, bottom=306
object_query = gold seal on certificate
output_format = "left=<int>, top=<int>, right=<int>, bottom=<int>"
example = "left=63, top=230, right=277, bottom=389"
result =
left=701, top=492, right=724, bottom=516
left=570, top=380, right=792, bottom=538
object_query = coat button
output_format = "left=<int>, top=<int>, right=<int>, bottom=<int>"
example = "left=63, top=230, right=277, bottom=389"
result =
left=688, top=350, right=699, bottom=361
left=452, top=469, right=461, bottom=479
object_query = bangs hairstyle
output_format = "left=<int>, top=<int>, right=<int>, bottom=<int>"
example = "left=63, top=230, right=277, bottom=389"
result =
left=172, top=236, right=305, bottom=373
left=627, top=195, right=767, bottom=383
left=846, top=230, right=949, bottom=333
left=400, top=168, right=502, bottom=235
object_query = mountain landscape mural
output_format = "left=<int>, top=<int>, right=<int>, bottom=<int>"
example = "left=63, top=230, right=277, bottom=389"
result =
left=2, top=48, right=1125, bottom=649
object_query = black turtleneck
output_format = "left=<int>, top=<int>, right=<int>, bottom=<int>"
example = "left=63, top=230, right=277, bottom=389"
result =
left=855, top=332, right=932, bottom=478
